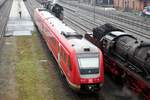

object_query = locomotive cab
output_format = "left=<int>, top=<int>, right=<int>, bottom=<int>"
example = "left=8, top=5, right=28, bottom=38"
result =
left=100, top=31, right=127, bottom=53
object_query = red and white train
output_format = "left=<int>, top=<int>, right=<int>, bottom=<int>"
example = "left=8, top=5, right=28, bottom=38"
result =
left=34, top=8, right=104, bottom=92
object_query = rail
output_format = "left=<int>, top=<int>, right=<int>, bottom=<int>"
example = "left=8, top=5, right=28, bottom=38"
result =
left=0, top=0, right=13, bottom=45
left=59, top=1, right=150, bottom=38
left=0, top=0, right=7, bottom=8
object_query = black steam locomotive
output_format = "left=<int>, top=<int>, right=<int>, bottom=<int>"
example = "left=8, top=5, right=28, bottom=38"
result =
left=42, top=1, right=64, bottom=20
left=51, top=3, right=64, bottom=20
left=85, top=23, right=150, bottom=100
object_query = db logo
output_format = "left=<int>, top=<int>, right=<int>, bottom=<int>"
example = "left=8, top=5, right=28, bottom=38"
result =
left=88, top=79, right=93, bottom=83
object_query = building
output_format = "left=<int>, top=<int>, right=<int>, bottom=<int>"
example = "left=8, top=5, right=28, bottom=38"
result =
left=80, top=0, right=113, bottom=5
left=113, top=0, right=150, bottom=11
left=95, top=0, right=113, bottom=5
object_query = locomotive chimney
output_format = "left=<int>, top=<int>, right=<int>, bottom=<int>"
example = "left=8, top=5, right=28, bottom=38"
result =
left=145, top=51, right=150, bottom=61
left=147, top=51, right=150, bottom=58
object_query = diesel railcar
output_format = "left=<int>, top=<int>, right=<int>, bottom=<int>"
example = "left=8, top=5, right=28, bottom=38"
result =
left=85, top=23, right=150, bottom=99
left=34, top=8, right=104, bottom=92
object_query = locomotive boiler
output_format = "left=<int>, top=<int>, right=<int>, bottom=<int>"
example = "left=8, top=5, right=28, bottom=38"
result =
left=85, top=23, right=150, bottom=99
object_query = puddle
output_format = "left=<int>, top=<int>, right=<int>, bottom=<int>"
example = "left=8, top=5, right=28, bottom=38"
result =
left=5, top=42, right=12, bottom=45
left=13, top=31, right=32, bottom=36
left=40, top=59, right=48, bottom=63
left=5, top=0, right=34, bottom=36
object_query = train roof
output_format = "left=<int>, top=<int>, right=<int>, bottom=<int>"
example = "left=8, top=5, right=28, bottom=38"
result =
left=48, top=18, right=75, bottom=34
left=68, top=38, right=99, bottom=53
left=40, top=10, right=54, bottom=18
left=37, top=9, right=75, bottom=33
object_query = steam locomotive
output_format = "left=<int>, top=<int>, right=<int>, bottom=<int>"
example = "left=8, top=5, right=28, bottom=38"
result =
left=34, top=8, right=104, bottom=92
left=85, top=23, right=150, bottom=99
left=42, top=1, right=64, bottom=20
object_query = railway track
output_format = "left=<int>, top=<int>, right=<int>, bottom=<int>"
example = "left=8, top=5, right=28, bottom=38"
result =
left=0, top=0, right=8, bottom=8
left=34, top=0, right=150, bottom=39
left=33, top=0, right=150, bottom=39
left=24, top=0, right=41, bottom=19
left=64, top=16, right=89, bottom=33
left=0, top=0, right=13, bottom=46
left=60, top=0, right=150, bottom=28
left=64, top=8, right=150, bottom=40
left=59, top=1, right=150, bottom=39
left=80, top=6, right=150, bottom=31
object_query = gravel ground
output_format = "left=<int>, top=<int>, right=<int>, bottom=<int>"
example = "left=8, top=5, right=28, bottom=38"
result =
left=0, top=37, right=17, bottom=100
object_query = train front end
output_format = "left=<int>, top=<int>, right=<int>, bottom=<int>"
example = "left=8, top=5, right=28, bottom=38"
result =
left=78, top=52, right=104, bottom=92
left=70, top=38, right=104, bottom=92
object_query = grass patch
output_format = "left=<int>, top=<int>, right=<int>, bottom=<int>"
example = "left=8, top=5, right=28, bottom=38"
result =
left=15, top=32, right=55, bottom=100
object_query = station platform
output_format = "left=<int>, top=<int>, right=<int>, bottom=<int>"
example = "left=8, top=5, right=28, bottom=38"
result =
left=5, top=0, right=34, bottom=36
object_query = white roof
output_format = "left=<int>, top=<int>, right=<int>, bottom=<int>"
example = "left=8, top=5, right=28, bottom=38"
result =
left=40, top=10, right=75, bottom=34
left=40, top=11, right=55, bottom=19
left=68, top=38, right=99, bottom=53
left=48, top=18, right=75, bottom=33
left=110, top=31, right=127, bottom=36
left=52, top=0, right=58, bottom=4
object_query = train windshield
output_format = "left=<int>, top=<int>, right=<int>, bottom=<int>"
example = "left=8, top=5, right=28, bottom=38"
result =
left=78, top=57, right=99, bottom=69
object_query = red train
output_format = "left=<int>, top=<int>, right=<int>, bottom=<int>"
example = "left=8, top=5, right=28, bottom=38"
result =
left=34, top=8, right=104, bottom=92
left=85, top=23, right=150, bottom=99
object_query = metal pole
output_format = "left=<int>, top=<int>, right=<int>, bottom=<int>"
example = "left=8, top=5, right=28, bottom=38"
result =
left=108, top=0, right=110, bottom=5
left=94, top=0, right=96, bottom=24
left=77, top=0, right=80, bottom=13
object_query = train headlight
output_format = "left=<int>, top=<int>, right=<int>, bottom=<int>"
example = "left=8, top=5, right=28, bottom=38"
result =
left=81, top=79, right=88, bottom=83
left=93, top=78, right=100, bottom=82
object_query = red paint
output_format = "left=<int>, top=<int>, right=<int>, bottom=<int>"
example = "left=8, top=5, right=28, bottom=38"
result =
left=34, top=9, right=104, bottom=92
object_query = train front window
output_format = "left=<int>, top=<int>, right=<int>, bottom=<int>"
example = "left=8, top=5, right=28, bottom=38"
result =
left=78, top=57, right=99, bottom=69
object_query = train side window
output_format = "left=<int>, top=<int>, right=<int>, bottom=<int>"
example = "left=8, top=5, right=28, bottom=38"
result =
left=60, top=47, right=66, bottom=63
left=63, top=52, right=66, bottom=63
left=52, top=37, right=56, bottom=45
left=68, top=56, right=72, bottom=70
left=45, top=28, right=47, bottom=35
left=60, top=47, right=63, bottom=58
left=51, top=37, right=54, bottom=44
left=46, top=28, right=50, bottom=36
left=43, top=25, right=46, bottom=33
